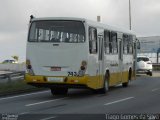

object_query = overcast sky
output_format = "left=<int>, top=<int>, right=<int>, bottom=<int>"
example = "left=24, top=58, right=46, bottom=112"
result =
left=0, top=0, right=160, bottom=62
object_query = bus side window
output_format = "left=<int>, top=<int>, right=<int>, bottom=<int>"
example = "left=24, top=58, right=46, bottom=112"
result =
left=110, top=32, right=118, bottom=54
left=89, top=27, right=97, bottom=54
left=109, top=33, right=113, bottom=54
left=128, top=35, right=133, bottom=54
left=104, top=30, right=110, bottom=54
left=123, top=34, right=133, bottom=54
left=123, top=34, right=128, bottom=54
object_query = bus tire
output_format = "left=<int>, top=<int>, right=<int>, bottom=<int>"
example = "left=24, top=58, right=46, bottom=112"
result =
left=98, top=72, right=109, bottom=94
left=122, top=70, right=131, bottom=87
left=50, top=87, right=68, bottom=95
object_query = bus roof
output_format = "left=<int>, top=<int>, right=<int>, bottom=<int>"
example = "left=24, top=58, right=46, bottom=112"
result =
left=31, top=17, right=86, bottom=22
left=86, top=19, right=136, bottom=35
left=30, top=17, right=135, bottom=36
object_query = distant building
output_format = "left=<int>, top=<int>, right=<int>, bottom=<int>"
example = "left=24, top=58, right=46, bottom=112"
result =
left=138, top=36, right=160, bottom=63
left=138, top=36, right=160, bottom=53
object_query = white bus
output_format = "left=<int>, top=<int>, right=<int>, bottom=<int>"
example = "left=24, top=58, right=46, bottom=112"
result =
left=25, top=16, right=138, bottom=95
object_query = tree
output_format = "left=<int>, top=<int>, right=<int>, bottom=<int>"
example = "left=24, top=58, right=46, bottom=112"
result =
left=12, top=55, right=19, bottom=62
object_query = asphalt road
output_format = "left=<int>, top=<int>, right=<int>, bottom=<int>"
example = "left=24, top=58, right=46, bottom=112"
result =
left=0, top=73, right=160, bottom=120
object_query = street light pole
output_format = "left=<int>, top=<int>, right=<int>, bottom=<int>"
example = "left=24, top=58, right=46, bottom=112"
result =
left=129, top=0, right=132, bottom=30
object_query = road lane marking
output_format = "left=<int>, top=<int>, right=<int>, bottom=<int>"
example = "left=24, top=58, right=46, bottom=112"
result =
left=152, top=88, right=160, bottom=92
left=40, top=116, right=57, bottom=120
left=104, top=97, right=134, bottom=106
left=0, top=90, right=50, bottom=101
left=25, top=97, right=67, bottom=107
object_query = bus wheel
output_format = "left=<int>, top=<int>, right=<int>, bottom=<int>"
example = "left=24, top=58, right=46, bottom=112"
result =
left=122, top=70, right=131, bottom=87
left=98, top=72, right=109, bottom=94
left=50, top=87, right=68, bottom=95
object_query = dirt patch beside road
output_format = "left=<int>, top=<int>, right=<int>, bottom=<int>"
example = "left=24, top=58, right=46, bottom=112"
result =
left=153, top=71, right=160, bottom=77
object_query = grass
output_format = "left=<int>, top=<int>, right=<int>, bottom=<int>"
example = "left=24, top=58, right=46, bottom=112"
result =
left=153, top=66, right=160, bottom=71
left=0, top=80, right=45, bottom=96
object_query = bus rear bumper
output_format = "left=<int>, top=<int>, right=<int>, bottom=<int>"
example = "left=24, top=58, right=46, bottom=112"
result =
left=25, top=74, right=93, bottom=89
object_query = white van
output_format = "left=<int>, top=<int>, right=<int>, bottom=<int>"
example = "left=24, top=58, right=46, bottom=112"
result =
left=2, top=60, right=18, bottom=64
left=137, top=56, right=153, bottom=76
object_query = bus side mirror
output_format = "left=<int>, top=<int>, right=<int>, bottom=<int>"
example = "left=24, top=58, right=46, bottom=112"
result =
left=137, top=42, right=140, bottom=49
left=136, top=39, right=140, bottom=49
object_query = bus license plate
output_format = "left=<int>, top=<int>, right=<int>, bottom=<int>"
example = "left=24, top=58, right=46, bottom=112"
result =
left=47, top=77, right=64, bottom=82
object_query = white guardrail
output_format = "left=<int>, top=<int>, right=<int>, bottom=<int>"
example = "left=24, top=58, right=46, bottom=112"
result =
left=0, top=64, right=26, bottom=83
left=0, top=64, right=25, bottom=71
left=0, top=71, right=25, bottom=83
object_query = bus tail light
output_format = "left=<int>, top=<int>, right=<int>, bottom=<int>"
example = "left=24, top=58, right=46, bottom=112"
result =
left=26, top=59, right=34, bottom=75
left=78, top=61, right=87, bottom=76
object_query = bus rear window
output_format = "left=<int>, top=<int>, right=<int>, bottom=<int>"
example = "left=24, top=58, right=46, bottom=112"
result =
left=28, top=20, right=85, bottom=43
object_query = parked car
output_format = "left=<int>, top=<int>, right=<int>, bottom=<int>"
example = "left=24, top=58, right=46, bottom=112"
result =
left=137, top=56, right=153, bottom=76
left=2, top=59, right=18, bottom=64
